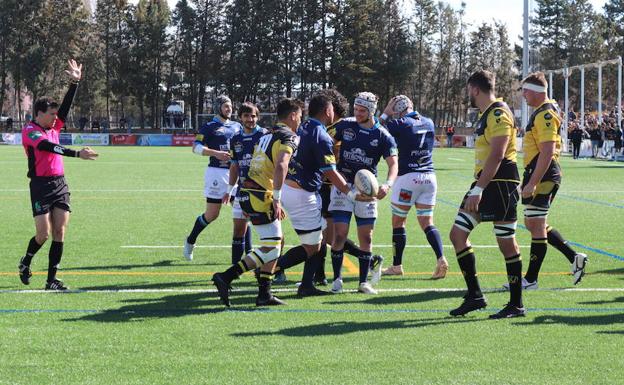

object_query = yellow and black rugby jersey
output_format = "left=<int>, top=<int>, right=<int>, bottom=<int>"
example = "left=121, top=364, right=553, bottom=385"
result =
left=247, top=123, right=298, bottom=191
left=523, top=99, right=562, bottom=167
left=474, top=99, right=519, bottom=182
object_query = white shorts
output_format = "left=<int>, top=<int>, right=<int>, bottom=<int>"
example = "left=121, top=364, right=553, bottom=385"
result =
left=204, top=167, right=229, bottom=201
left=281, top=184, right=326, bottom=244
left=390, top=172, right=437, bottom=206
left=328, top=184, right=377, bottom=219
left=232, top=196, right=246, bottom=220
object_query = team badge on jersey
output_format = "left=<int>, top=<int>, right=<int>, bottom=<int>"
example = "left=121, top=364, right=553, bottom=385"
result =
left=343, top=128, right=356, bottom=141
left=28, top=131, right=43, bottom=140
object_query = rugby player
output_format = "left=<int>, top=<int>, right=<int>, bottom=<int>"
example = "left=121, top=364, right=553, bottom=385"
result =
left=279, top=90, right=374, bottom=296
left=379, top=95, right=449, bottom=279
left=183, top=96, right=242, bottom=261
left=329, top=92, right=398, bottom=294
left=505, top=72, right=588, bottom=290
left=449, top=70, right=525, bottom=319
left=212, top=98, right=303, bottom=307
left=222, top=102, right=266, bottom=265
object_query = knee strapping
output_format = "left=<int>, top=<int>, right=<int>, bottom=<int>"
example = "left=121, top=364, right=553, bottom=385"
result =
left=416, top=208, right=434, bottom=217
left=524, top=205, right=549, bottom=218
left=493, top=222, right=517, bottom=239
left=453, top=212, right=478, bottom=234
left=391, top=204, right=409, bottom=218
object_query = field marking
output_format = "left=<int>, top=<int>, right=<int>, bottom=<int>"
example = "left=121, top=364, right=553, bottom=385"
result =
left=342, top=256, right=359, bottom=274
left=447, top=157, right=466, bottom=161
left=120, top=244, right=529, bottom=249
left=0, top=271, right=578, bottom=277
left=2, top=287, right=624, bottom=294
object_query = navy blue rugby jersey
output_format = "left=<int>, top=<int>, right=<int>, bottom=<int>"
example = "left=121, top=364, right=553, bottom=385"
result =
left=331, top=117, right=397, bottom=183
left=287, top=118, right=337, bottom=192
left=230, top=125, right=267, bottom=181
left=195, top=117, right=242, bottom=169
left=385, top=112, right=435, bottom=175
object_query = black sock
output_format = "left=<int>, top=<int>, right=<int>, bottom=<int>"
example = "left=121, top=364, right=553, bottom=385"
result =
left=331, top=249, right=344, bottom=280
left=505, top=254, right=523, bottom=307
left=424, top=225, right=444, bottom=260
left=244, top=226, right=253, bottom=254
left=277, top=245, right=308, bottom=271
left=187, top=214, right=210, bottom=244
left=392, top=227, right=406, bottom=266
left=222, top=258, right=252, bottom=283
left=359, top=252, right=372, bottom=283
left=343, top=238, right=364, bottom=258
left=47, top=241, right=63, bottom=282
left=315, top=243, right=327, bottom=280
left=524, top=238, right=547, bottom=283
left=22, top=237, right=43, bottom=266
left=231, top=237, right=244, bottom=265
left=301, top=252, right=319, bottom=288
left=258, top=272, right=273, bottom=298
left=547, top=226, right=577, bottom=263
left=456, top=246, right=482, bottom=298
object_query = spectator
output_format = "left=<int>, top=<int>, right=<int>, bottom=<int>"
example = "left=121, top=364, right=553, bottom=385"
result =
left=446, top=125, right=455, bottom=148
left=570, top=124, right=584, bottom=160
left=119, top=117, right=127, bottom=132
left=91, top=118, right=100, bottom=133
left=78, top=116, right=88, bottom=131
left=6, top=117, right=13, bottom=132
left=614, top=129, right=622, bottom=159
left=589, top=127, right=601, bottom=158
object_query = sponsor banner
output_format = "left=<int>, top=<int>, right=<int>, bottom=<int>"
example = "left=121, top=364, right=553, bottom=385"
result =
left=172, top=134, right=195, bottom=146
left=136, top=134, right=173, bottom=146
left=111, top=134, right=137, bottom=146
left=72, top=134, right=109, bottom=146
left=0, top=133, right=22, bottom=145
left=59, top=133, right=73, bottom=145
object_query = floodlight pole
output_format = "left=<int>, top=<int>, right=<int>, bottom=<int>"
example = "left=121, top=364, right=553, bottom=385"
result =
left=548, top=72, right=553, bottom=100
left=580, top=66, right=585, bottom=130
left=521, top=0, right=529, bottom=129
left=619, top=56, right=622, bottom=131
left=564, top=68, right=570, bottom=151
left=598, top=64, right=603, bottom=124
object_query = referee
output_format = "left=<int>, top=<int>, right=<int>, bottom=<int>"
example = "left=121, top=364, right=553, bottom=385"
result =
left=18, top=59, right=98, bottom=290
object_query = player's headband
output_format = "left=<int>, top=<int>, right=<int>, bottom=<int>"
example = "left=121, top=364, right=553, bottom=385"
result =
left=521, top=83, right=547, bottom=93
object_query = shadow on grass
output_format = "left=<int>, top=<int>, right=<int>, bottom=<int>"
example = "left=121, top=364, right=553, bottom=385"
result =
left=62, top=260, right=221, bottom=271
left=591, top=267, right=624, bottom=278
left=516, top=312, right=624, bottom=335
left=579, top=296, right=624, bottom=306
left=323, top=290, right=461, bottom=306
left=77, top=280, right=208, bottom=291
left=62, top=291, right=258, bottom=322
left=232, top=317, right=487, bottom=337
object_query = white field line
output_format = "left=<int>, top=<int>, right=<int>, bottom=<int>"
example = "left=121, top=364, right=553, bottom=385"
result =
left=2, top=287, right=624, bottom=294
left=121, top=244, right=529, bottom=249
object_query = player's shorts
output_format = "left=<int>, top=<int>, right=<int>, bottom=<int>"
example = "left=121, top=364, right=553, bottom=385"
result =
left=460, top=180, right=520, bottom=222
left=521, top=163, right=561, bottom=209
left=319, top=182, right=332, bottom=218
left=238, top=179, right=277, bottom=226
left=329, top=184, right=377, bottom=225
left=204, top=166, right=229, bottom=203
left=390, top=172, right=437, bottom=206
left=282, top=184, right=326, bottom=244
left=254, top=219, right=282, bottom=245
left=29, top=176, right=71, bottom=217
left=232, top=196, right=246, bottom=220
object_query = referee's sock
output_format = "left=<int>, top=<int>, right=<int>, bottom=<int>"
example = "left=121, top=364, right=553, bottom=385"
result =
left=22, top=237, right=43, bottom=266
left=47, top=241, right=63, bottom=282
left=187, top=214, right=210, bottom=244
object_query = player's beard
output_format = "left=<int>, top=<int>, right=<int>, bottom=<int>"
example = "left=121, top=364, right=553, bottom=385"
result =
left=469, top=93, right=477, bottom=109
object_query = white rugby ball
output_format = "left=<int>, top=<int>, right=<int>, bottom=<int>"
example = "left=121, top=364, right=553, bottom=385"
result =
left=354, top=169, right=379, bottom=197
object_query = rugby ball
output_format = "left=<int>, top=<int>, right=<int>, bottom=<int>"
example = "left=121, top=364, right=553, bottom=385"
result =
left=354, top=169, right=379, bottom=197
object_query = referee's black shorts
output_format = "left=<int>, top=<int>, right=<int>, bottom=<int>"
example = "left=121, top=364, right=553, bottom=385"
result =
left=29, top=176, right=71, bottom=217
left=460, top=180, right=519, bottom=222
